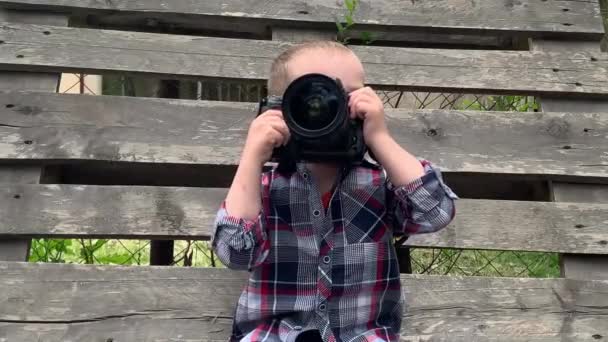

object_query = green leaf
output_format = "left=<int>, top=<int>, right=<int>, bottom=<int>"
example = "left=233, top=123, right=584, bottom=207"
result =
left=97, top=253, right=133, bottom=265
left=92, top=239, right=108, bottom=251
left=345, top=15, right=354, bottom=26
left=345, top=0, right=354, bottom=12
left=336, top=21, right=345, bottom=32
left=360, top=31, right=375, bottom=45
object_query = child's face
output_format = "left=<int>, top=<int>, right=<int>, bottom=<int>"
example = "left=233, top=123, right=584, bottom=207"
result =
left=286, top=49, right=365, bottom=95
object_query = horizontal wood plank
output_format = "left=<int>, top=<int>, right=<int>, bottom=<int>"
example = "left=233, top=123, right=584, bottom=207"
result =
left=1, top=262, right=607, bottom=341
left=1, top=92, right=608, bottom=179
left=1, top=184, right=608, bottom=254
left=0, top=0, right=603, bottom=40
left=1, top=24, right=608, bottom=96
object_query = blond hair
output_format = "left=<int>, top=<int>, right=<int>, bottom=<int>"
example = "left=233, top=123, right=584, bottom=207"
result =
left=268, top=41, right=354, bottom=96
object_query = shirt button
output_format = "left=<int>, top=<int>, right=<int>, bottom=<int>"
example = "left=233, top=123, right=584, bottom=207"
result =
left=318, top=303, right=326, bottom=311
left=313, top=209, right=320, bottom=217
left=323, top=256, right=331, bottom=264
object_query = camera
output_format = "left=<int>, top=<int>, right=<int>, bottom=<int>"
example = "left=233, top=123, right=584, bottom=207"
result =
left=257, top=73, right=367, bottom=165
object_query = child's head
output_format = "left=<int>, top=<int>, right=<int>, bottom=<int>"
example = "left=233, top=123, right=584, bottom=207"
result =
left=268, top=41, right=365, bottom=97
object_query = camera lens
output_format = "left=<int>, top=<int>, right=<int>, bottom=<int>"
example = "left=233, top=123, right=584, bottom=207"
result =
left=282, top=73, right=348, bottom=139
left=290, top=82, right=338, bottom=131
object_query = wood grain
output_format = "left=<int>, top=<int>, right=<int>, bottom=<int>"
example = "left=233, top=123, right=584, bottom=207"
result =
left=1, top=184, right=608, bottom=254
left=0, top=262, right=607, bottom=341
left=2, top=23, right=608, bottom=96
left=1, top=91, right=607, bottom=178
left=0, top=0, right=603, bottom=40
left=0, top=9, right=66, bottom=262
left=553, top=183, right=608, bottom=281
left=0, top=166, right=40, bottom=261
left=271, top=27, right=336, bottom=42
left=532, top=39, right=608, bottom=282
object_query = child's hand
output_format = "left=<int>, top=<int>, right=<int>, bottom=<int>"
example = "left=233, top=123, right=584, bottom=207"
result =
left=242, top=110, right=290, bottom=165
left=348, top=86, right=389, bottom=145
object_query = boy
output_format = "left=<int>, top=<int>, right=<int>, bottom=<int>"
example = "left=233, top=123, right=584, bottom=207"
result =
left=212, top=41, right=457, bottom=342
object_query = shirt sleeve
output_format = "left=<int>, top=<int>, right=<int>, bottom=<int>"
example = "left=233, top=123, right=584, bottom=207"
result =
left=211, top=174, right=271, bottom=271
left=386, top=160, right=458, bottom=236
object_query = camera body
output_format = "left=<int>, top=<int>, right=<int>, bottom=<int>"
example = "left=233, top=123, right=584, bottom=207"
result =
left=257, top=73, right=367, bottom=165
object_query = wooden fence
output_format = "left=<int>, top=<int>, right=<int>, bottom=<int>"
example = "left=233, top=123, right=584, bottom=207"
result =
left=0, top=0, right=607, bottom=340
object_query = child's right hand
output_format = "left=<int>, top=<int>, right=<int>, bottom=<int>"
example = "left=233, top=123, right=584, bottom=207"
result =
left=242, top=110, right=290, bottom=165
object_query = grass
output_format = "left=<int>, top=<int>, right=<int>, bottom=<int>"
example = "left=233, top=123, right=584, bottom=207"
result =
left=410, top=248, right=560, bottom=278
left=29, top=239, right=559, bottom=278
left=29, top=239, right=221, bottom=268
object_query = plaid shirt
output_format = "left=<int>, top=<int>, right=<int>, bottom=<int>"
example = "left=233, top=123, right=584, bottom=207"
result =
left=212, top=160, right=457, bottom=342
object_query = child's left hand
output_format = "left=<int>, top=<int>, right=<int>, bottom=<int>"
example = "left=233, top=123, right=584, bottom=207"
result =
left=348, top=86, right=389, bottom=145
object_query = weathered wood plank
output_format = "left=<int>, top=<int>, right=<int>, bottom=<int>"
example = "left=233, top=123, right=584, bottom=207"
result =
left=559, top=254, right=608, bottom=281
left=1, top=92, right=607, bottom=179
left=0, top=71, right=59, bottom=91
left=0, top=262, right=607, bottom=341
left=0, top=0, right=603, bottom=40
left=0, top=166, right=40, bottom=261
left=2, top=24, right=608, bottom=96
left=532, top=39, right=608, bottom=281
left=0, top=262, right=239, bottom=342
left=553, top=183, right=608, bottom=281
left=0, top=7, right=67, bottom=25
left=0, top=10, right=66, bottom=262
left=271, top=27, right=336, bottom=42
left=1, top=184, right=607, bottom=254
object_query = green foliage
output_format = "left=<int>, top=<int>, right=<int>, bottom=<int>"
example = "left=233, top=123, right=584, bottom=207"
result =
left=29, top=239, right=72, bottom=263
left=78, top=239, right=108, bottom=264
left=336, top=0, right=358, bottom=44
left=28, top=239, right=216, bottom=267
left=493, top=95, right=539, bottom=112
left=411, top=249, right=560, bottom=278
left=336, top=0, right=375, bottom=45
left=359, top=31, right=375, bottom=45
left=459, top=95, right=539, bottom=112
left=29, top=239, right=149, bottom=265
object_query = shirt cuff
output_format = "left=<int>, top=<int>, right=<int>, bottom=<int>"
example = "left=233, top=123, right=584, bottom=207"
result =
left=388, top=160, right=459, bottom=204
left=214, top=203, right=267, bottom=244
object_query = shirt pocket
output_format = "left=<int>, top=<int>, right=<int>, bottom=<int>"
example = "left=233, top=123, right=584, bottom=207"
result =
left=329, top=241, right=401, bottom=327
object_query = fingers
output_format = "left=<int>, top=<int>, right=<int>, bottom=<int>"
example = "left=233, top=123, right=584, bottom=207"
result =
left=348, top=86, right=382, bottom=119
left=259, top=109, right=284, bottom=119
left=349, top=86, right=376, bottom=99
left=268, top=120, right=290, bottom=146
left=349, top=96, right=373, bottom=119
left=351, top=99, right=375, bottom=120
left=266, top=128, right=287, bottom=148
left=258, top=110, right=290, bottom=146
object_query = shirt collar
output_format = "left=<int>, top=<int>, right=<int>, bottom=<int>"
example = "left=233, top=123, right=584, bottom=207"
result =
left=295, top=162, right=350, bottom=183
